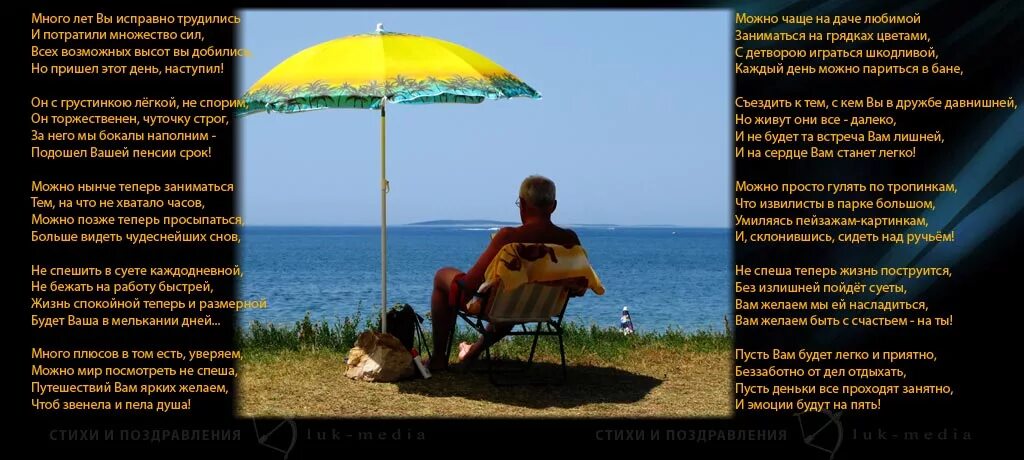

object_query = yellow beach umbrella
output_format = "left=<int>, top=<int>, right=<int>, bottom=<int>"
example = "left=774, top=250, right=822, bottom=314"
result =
left=240, top=24, right=541, bottom=330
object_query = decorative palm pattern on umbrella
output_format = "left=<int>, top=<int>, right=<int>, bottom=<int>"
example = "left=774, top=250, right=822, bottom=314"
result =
left=241, top=72, right=535, bottom=112
left=239, top=26, right=540, bottom=330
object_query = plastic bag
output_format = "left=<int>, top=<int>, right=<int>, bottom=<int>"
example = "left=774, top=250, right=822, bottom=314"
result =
left=344, top=331, right=415, bottom=382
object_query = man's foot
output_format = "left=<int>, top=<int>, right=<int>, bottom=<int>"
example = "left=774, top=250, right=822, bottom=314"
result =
left=457, top=342, right=474, bottom=362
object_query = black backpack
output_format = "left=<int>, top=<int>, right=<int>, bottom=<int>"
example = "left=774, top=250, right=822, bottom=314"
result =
left=382, top=304, right=429, bottom=358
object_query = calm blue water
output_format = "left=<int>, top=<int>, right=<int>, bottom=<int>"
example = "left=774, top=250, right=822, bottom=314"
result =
left=239, top=226, right=730, bottom=332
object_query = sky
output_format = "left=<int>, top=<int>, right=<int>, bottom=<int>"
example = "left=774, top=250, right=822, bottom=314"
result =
left=238, top=10, right=731, bottom=227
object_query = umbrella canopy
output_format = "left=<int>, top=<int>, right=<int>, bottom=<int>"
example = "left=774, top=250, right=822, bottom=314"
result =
left=239, top=25, right=540, bottom=331
left=240, top=26, right=540, bottom=113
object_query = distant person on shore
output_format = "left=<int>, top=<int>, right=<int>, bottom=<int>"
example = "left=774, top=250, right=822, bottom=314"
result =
left=620, top=306, right=635, bottom=335
left=426, top=175, right=580, bottom=371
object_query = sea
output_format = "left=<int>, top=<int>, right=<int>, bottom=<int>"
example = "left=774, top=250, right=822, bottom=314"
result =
left=239, top=226, right=731, bottom=332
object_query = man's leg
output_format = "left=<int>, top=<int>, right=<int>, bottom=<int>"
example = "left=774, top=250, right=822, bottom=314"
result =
left=458, top=323, right=514, bottom=363
left=428, top=267, right=462, bottom=371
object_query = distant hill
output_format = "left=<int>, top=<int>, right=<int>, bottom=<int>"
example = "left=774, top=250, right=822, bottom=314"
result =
left=406, top=219, right=518, bottom=226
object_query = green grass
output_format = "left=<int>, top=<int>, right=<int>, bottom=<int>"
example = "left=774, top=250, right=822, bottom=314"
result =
left=237, top=309, right=732, bottom=363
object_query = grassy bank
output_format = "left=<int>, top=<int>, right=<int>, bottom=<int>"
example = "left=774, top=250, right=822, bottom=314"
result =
left=237, top=312, right=733, bottom=418
left=237, top=311, right=732, bottom=362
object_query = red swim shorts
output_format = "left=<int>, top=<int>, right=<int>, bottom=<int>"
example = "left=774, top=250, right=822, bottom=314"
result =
left=448, top=272, right=473, bottom=310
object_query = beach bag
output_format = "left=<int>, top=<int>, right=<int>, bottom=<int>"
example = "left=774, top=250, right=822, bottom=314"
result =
left=344, top=331, right=415, bottom=382
left=383, top=304, right=429, bottom=359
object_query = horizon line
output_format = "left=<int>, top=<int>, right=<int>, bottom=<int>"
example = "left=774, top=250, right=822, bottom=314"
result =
left=241, top=223, right=730, bottom=229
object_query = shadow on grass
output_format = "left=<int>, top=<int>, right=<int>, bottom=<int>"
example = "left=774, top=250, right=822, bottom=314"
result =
left=394, top=360, right=662, bottom=409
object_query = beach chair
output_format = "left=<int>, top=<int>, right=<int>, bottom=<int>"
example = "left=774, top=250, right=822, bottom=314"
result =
left=450, top=277, right=584, bottom=385
left=449, top=242, right=603, bottom=384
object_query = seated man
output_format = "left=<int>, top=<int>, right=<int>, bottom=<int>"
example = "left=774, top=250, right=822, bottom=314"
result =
left=427, top=175, right=580, bottom=371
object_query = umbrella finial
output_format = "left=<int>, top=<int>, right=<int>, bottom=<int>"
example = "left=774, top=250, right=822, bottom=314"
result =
left=376, top=23, right=384, bottom=33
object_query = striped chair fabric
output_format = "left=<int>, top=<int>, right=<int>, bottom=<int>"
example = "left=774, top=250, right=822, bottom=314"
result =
left=486, top=281, right=569, bottom=323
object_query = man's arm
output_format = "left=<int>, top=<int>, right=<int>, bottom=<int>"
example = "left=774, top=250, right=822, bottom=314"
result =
left=464, top=227, right=512, bottom=288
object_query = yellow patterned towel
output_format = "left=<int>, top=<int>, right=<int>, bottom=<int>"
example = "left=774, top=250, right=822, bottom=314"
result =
left=466, top=243, right=604, bottom=314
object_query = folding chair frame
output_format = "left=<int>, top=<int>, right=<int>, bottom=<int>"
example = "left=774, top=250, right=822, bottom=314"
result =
left=448, top=291, right=570, bottom=386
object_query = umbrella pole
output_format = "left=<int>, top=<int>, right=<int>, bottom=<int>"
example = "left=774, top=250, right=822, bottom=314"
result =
left=380, top=98, right=388, bottom=333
